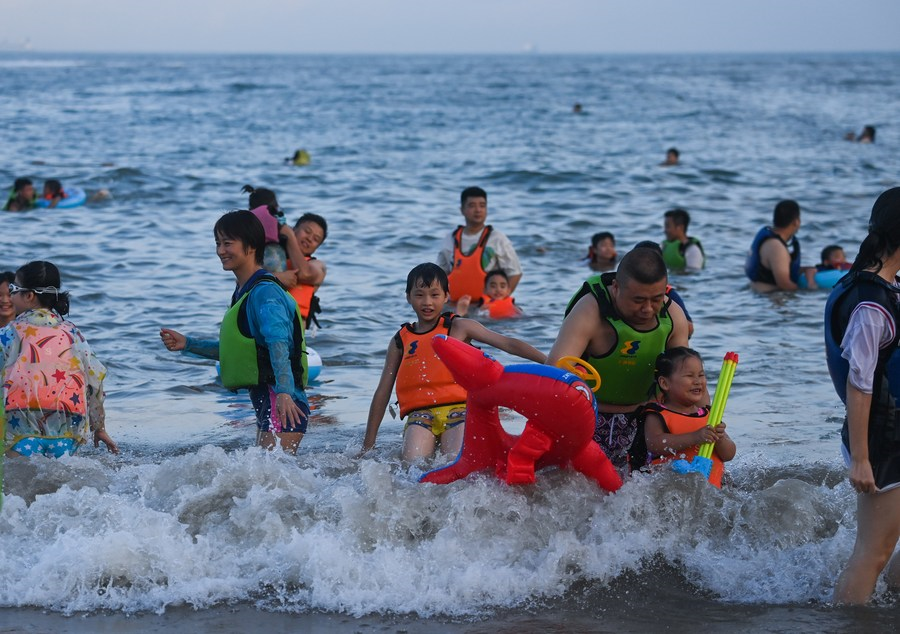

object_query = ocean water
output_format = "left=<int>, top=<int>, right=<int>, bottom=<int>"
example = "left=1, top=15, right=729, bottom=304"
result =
left=1, top=52, right=900, bottom=631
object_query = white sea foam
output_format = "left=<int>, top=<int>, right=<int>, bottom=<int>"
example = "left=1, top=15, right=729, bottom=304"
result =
left=0, top=447, right=860, bottom=616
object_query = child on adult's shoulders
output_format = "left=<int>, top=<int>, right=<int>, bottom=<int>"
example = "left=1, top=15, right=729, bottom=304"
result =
left=455, top=270, right=522, bottom=320
left=586, top=231, right=617, bottom=271
left=361, top=263, right=545, bottom=462
left=242, top=184, right=306, bottom=275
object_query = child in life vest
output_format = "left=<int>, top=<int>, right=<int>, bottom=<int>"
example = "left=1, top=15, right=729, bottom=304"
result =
left=362, top=263, right=545, bottom=462
left=42, top=179, right=66, bottom=208
left=1, top=261, right=118, bottom=457
left=640, top=347, right=735, bottom=487
left=455, top=269, right=522, bottom=319
left=818, top=244, right=853, bottom=272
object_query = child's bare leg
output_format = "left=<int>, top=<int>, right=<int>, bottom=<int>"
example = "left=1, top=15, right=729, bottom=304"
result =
left=402, top=425, right=437, bottom=462
left=257, top=430, right=304, bottom=455
left=438, top=424, right=465, bottom=458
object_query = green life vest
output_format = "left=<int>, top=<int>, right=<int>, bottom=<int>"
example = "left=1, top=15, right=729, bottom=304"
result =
left=565, top=272, right=673, bottom=406
left=661, top=237, right=705, bottom=270
left=218, top=274, right=307, bottom=391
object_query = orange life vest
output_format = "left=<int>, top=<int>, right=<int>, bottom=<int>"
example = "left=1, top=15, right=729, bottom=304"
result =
left=394, top=313, right=468, bottom=417
left=289, top=283, right=315, bottom=320
left=3, top=321, right=88, bottom=415
left=645, top=403, right=724, bottom=488
left=286, top=256, right=317, bottom=321
left=447, top=225, right=492, bottom=302
left=480, top=294, right=520, bottom=319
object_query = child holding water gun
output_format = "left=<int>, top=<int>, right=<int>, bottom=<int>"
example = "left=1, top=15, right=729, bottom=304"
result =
left=639, top=347, right=735, bottom=487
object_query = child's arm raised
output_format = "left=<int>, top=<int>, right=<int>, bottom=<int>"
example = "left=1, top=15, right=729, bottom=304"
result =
left=450, top=317, right=546, bottom=363
left=362, top=339, right=403, bottom=453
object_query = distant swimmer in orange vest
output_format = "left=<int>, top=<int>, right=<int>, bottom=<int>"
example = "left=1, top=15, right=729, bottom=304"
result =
left=455, top=269, right=522, bottom=320
left=436, top=186, right=522, bottom=305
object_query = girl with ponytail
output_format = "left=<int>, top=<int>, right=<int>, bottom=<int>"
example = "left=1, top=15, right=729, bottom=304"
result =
left=1, top=261, right=118, bottom=457
left=825, top=188, right=900, bottom=604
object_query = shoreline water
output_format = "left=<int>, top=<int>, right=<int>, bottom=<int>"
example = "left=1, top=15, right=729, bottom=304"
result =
left=3, top=586, right=900, bottom=633
left=2, top=51, right=900, bottom=626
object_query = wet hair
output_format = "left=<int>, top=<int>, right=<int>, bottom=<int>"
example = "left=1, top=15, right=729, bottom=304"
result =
left=860, top=126, right=876, bottom=142
left=295, top=212, right=328, bottom=242
left=44, top=179, right=63, bottom=197
left=617, top=247, right=667, bottom=286
left=633, top=240, right=663, bottom=254
left=461, top=186, right=487, bottom=207
left=213, top=210, right=266, bottom=265
left=484, top=269, right=509, bottom=286
left=406, top=263, right=450, bottom=295
left=591, top=231, right=615, bottom=248
left=667, top=147, right=679, bottom=158
left=820, top=244, right=844, bottom=264
left=654, top=347, right=703, bottom=391
left=241, top=184, right=281, bottom=218
left=850, top=187, right=900, bottom=275
left=664, top=208, right=690, bottom=230
left=772, top=200, right=800, bottom=229
left=13, top=177, right=32, bottom=193
left=14, top=261, right=70, bottom=315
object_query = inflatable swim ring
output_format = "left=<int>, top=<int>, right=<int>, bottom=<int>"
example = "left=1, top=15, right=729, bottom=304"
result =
left=798, top=269, right=848, bottom=290
left=307, top=346, right=322, bottom=381
left=35, top=187, right=87, bottom=209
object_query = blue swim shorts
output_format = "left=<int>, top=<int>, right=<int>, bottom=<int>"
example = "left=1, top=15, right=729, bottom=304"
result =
left=10, top=436, right=78, bottom=458
left=248, top=386, right=310, bottom=434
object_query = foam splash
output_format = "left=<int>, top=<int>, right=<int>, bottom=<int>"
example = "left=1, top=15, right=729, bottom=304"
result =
left=0, top=447, right=872, bottom=616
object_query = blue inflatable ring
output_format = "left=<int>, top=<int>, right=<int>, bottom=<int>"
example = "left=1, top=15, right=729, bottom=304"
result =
left=35, top=186, right=87, bottom=209
left=798, top=268, right=847, bottom=290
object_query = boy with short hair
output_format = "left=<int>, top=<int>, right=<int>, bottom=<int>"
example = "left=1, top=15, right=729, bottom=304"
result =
left=436, top=187, right=522, bottom=304
left=661, top=208, right=705, bottom=272
left=160, top=210, right=309, bottom=454
left=362, top=263, right=545, bottom=461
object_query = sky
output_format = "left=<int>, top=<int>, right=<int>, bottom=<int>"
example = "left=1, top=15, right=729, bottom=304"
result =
left=2, top=0, right=899, bottom=54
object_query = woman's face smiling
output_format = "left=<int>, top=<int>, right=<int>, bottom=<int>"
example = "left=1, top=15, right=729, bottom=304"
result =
left=0, top=280, right=14, bottom=325
left=9, top=278, right=39, bottom=316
